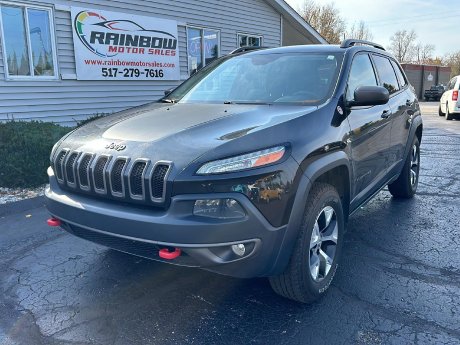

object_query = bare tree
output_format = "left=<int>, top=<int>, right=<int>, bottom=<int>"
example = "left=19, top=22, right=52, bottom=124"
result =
left=299, top=0, right=346, bottom=44
left=444, top=51, right=460, bottom=77
left=413, top=43, right=435, bottom=64
left=346, top=21, right=373, bottom=41
left=388, top=30, right=417, bottom=62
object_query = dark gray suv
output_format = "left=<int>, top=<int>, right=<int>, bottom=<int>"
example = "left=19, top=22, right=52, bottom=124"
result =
left=46, top=39, right=422, bottom=303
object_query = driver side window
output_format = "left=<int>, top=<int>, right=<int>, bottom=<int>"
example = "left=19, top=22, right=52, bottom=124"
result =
left=346, top=54, right=378, bottom=102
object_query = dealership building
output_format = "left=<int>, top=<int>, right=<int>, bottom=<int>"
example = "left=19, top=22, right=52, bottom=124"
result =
left=400, top=63, right=452, bottom=99
left=0, top=0, right=325, bottom=126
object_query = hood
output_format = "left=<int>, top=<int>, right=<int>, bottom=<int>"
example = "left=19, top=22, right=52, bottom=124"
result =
left=58, top=102, right=317, bottom=172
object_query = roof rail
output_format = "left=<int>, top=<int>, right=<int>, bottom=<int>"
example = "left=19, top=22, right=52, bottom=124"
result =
left=340, top=39, right=385, bottom=51
left=229, top=46, right=268, bottom=55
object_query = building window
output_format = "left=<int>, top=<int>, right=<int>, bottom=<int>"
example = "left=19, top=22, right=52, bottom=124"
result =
left=0, top=4, right=57, bottom=79
left=238, top=33, right=262, bottom=48
left=187, top=27, right=219, bottom=75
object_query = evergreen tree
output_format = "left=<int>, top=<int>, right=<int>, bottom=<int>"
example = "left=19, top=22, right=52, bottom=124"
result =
left=19, top=53, right=30, bottom=75
left=36, top=52, right=44, bottom=75
left=9, top=52, right=19, bottom=75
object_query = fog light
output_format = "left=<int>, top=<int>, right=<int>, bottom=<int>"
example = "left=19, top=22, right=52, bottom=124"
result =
left=231, top=243, right=246, bottom=257
left=193, top=199, right=245, bottom=219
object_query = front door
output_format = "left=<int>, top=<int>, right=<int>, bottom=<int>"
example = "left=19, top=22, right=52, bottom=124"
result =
left=345, top=53, right=392, bottom=209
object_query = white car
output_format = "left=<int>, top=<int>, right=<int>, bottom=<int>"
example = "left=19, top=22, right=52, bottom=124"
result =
left=439, top=75, right=460, bottom=120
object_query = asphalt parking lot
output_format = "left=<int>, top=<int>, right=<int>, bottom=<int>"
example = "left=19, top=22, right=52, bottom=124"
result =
left=1, top=102, right=459, bottom=345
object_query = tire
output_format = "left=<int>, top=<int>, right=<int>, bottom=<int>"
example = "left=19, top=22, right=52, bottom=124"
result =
left=388, top=136, right=420, bottom=198
left=269, top=183, right=344, bottom=303
left=438, top=105, right=445, bottom=116
left=446, top=104, right=453, bottom=120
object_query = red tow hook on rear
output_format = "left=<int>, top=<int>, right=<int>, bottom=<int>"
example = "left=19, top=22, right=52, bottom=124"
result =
left=47, top=217, right=62, bottom=227
left=159, top=247, right=181, bottom=260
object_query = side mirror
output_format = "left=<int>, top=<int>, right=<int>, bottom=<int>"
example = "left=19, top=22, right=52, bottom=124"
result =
left=349, top=86, right=389, bottom=107
left=164, top=88, right=175, bottom=96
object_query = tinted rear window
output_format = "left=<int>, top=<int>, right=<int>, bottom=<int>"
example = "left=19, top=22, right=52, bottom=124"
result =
left=373, top=55, right=400, bottom=94
left=390, top=60, right=407, bottom=88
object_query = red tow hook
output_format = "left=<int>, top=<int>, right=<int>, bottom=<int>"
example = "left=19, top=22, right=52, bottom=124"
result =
left=159, top=247, right=181, bottom=260
left=47, top=217, right=62, bottom=227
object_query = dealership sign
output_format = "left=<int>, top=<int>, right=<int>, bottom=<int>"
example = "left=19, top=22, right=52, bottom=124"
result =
left=71, top=7, right=180, bottom=80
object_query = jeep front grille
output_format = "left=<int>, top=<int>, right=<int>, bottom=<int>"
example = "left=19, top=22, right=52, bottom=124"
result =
left=53, top=150, right=171, bottom=205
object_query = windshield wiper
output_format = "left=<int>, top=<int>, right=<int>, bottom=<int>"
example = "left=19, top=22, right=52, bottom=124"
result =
left=230, top=101, right=272, bottom=105
left=161, top=98, right=176, bottom=103
left=224, top=100, right=273, bottom=105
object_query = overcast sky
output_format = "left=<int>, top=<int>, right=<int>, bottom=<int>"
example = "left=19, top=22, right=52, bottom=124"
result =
left=285, top=0, right=458, bottom=57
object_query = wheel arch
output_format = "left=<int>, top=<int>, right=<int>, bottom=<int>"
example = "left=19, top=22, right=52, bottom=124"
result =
left=402, top=115, right=423, bottom=161
left=267, top=151, right=351, bottom=276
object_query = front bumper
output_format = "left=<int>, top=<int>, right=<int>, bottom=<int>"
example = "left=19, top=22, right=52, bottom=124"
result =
left=45, top=173, right=287, bottom=278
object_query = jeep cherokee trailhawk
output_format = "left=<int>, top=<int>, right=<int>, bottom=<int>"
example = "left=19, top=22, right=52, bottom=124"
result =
left=46, top=39, right=422, bottom=303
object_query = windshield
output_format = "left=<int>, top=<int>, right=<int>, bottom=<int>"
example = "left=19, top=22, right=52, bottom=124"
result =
left=165, top=52, right=343, bottom=105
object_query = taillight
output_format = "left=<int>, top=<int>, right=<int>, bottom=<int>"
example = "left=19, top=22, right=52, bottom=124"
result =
left=453, top=90, right=459, bottom=101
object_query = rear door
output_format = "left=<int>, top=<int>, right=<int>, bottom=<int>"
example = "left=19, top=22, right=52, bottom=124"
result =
left=346, top=53, right=392, bottom=208
left=372, top=55, right=412, bottom=172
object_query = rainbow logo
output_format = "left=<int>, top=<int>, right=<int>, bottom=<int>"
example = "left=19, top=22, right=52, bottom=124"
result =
left=74, top=11, right=117, bottom=58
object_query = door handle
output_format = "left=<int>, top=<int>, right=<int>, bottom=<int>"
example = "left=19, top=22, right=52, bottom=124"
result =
left=381, top=110, right=391, bottom=119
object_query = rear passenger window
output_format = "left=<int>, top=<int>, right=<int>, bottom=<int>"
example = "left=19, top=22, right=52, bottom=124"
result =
left=373, top=55, right=400, bottom=95
left=346, top=54, right=377, bottom=101
left=390, top=60, right=407, bottom=88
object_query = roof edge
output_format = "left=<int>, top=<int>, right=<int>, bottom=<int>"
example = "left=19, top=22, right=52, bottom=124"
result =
left=265, top=0, right=328, bottom=44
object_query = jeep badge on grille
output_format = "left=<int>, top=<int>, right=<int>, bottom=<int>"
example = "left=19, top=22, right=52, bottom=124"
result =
left=105, top=143, right=126, bottom=151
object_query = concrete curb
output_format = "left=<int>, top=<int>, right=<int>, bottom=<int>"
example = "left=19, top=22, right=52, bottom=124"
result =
left=0, top=196, right=46, bottom=218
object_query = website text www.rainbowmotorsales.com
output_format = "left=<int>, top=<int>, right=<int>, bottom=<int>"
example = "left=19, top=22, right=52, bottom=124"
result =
left=84, top=59, right=176, bottom=78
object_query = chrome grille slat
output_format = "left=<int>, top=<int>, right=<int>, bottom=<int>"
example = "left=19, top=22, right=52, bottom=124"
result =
left=150, top=162, right=172, bottom=202
left=54, top=149, right=69, bottom=182
left=65, top=152, right=79, bottom=187
left=109, top=158, right=128, bottom=196
left=77, top=154, right=94, bottom=190
left=93, top=156, right=110, bottom=193
left=129, top=160, right=148, bottom=200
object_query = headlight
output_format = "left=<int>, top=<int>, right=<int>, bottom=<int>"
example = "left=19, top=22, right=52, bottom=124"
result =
left=196, top=146, right=285, bottom=175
